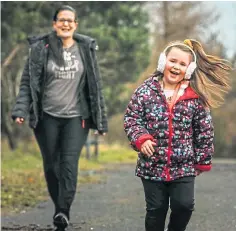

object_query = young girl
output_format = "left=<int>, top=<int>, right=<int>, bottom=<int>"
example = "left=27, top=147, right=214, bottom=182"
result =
left=124, top=39, right=231, bottom=231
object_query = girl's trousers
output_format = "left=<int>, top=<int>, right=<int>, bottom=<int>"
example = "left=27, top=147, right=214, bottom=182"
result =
left=34, top=112, right=89, bottom=219
left=141, top=176, right=195, bottom=231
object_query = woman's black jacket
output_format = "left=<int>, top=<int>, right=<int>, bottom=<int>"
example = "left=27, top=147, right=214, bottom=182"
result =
left=11, top=32, right=108, bottom=133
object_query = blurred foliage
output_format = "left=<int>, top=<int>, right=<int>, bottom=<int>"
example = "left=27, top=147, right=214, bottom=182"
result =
left=104, top=113, right=130, bottom=146
left=1, top=1, right=150, bottom=149
left=78, top=2, right=150, bottom=115
left=1, top=1, right=150, bottom=116
left=1, top=1, right=236, bottom=158
left=1, top=139, right=136, bottom=213
left=126, top=2, right=236, bottom=158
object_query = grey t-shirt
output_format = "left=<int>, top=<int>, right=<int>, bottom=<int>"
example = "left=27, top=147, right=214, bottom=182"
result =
left=43, top=43, right=84, bottom=118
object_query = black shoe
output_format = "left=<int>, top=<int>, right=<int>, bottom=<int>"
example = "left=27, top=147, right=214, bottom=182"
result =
left=55, top=228, right=65, bottom=231
left=53, top=212, right=69, bottom=229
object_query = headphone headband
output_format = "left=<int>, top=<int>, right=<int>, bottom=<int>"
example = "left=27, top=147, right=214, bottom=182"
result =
left=157, top=42, right=197, bottom=79
left=163, top=43, right=197, bottom=63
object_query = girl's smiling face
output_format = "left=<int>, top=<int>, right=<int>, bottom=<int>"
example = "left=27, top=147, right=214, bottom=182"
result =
left=163, top=47, right=192, bottom=89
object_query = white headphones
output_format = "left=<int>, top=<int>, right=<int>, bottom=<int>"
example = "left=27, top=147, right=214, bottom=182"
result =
left=157, top=43, right=197, bottom=80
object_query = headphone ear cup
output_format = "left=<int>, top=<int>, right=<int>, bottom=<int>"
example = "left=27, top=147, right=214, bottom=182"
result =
left=185, top=62, right=197, bottom=79
left=157, top=52, right=166, bottom=73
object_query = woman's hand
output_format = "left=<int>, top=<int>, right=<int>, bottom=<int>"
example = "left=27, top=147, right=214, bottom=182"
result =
left=15, top=117, right=25, bottom=125
left=141, top=140, right=156, bottom=157
left=94, top=130, right=106, bottom=136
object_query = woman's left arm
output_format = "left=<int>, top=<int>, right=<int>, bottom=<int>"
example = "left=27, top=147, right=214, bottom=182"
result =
left=192, top=100, right=214, bottom=172
left=91, top=40, right=108, bottom=134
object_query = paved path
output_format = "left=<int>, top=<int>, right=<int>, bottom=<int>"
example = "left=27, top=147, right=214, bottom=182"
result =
left=2, top=162, right=236, bottom=231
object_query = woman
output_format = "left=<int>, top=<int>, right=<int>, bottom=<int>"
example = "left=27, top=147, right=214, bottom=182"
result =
left=124, top=39, right=231, bottom=231
left=12, top=5, right=108, bottom=231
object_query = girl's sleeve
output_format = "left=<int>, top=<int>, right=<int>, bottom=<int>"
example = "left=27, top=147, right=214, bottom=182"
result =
left=124, top=89, right=154, bottom=151
left=192, top=100, right=214, bottom=171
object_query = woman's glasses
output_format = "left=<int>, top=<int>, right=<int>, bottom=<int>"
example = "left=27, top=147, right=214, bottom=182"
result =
left=56, top=18, right=76, bottom=24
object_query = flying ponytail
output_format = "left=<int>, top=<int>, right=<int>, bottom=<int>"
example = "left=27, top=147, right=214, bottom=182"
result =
left=188, top=39, right=232, bottom=108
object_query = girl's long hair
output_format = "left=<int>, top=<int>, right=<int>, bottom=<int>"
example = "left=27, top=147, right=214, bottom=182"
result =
left=153, top=40, right=232, bottom=108
left=189, top=39, right=232, bottom=108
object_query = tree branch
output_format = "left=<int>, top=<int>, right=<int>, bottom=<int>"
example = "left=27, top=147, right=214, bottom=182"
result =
left=2, top=44, right=23, bottom=69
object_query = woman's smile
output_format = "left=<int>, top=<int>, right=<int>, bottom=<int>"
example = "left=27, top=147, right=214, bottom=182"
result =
left=53, top=10, right=78, bottom=39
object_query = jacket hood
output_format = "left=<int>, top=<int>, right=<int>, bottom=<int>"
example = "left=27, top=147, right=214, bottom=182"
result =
left=144, top=76, right=161, bottom=92
left=27, top=34, right=48, bottom=45
left=27, top=31, right=95, bottom=45
left=143, top=76, right=199, bottom=100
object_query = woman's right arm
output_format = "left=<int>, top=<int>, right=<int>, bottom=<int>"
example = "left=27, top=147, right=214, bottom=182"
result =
left=11, top=57, right=32, bottom=122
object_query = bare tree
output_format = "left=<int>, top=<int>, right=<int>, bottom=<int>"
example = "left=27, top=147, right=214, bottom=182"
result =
left=135, top=1, right=220, bottom=85
left=1, top=44, right=31, bottom=149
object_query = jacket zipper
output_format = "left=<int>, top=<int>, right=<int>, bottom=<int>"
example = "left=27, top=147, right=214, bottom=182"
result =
left=166, top=107, right=173, bottom=181
left=28, top=47, right=38, bottom=129
left=78, top=44, right=88, bottom=129
left=89, top=42, right=103, bottom=131
left=158, top=90, right=172, bottom=181
left=40, top=43, right=49, bottom=118
left=158, top=85, right=177, bottom=182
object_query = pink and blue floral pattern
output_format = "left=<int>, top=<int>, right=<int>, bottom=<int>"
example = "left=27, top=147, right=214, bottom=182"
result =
left=124, top=77, right=214, bottom=181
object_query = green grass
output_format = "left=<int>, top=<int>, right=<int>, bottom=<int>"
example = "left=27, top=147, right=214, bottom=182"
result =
left=1, top=139, right=137, bottom=214
left=97, top=144, right=137, bottom=164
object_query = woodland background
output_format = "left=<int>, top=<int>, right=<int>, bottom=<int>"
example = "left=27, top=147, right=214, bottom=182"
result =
left=1, top=1, right=236, bottom=158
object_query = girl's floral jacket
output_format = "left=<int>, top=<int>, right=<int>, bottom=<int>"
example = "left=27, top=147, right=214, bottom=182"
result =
left=124, top=77, right=214, bottom=181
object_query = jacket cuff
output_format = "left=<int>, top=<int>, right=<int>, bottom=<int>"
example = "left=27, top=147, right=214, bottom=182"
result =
left=11, top=110, right=26, bottom=121
left=135, top=134, right=154, bottom=151
left=195, top=164, right=212, bottom=171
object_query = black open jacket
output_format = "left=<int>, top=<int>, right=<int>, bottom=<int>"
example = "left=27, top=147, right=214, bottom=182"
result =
left=11, top=32, right=108, bottom=133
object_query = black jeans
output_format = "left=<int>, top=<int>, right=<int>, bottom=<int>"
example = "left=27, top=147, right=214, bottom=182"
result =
left=34, top=112, right=89, bottom=219
left=141, top=176, right=195, bottom=231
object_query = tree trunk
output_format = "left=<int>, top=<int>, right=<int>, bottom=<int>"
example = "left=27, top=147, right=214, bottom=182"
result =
left=1, top=44, right=23, bottom=150
left=163, top=2, right=169, bottom=41
left=1, top=104, right=18, bottom=150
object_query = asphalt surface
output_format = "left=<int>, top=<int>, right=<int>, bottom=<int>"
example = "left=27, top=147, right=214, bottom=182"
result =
left=2, top=162, right=236, bottom=231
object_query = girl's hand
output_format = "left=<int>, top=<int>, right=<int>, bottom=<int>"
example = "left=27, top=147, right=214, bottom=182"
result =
left=141, top=140, right=156, bottom=157
left=15, top=117, right=24, bottom=125
left=196, top=169, right=203, bottom=176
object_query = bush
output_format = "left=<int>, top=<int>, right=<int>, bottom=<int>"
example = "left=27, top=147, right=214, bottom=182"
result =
left=104, top=113, right=130, bottom=147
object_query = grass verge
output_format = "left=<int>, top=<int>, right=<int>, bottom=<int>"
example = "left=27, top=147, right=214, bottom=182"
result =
left=1, top=139, right=136, bottom=214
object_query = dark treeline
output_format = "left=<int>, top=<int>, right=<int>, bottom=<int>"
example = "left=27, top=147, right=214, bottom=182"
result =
left=1, top=1, right=236, bottom=158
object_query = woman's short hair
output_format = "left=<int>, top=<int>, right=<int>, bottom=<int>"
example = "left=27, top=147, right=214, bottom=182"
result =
left=53, top=5, right=77, bottom=22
